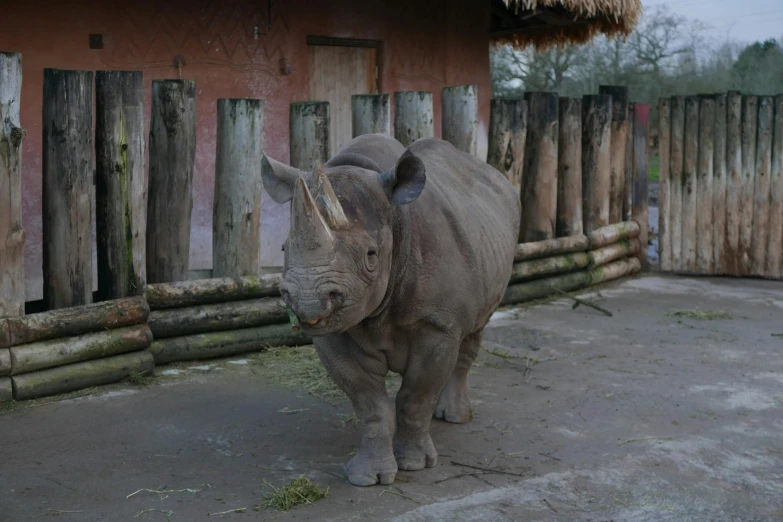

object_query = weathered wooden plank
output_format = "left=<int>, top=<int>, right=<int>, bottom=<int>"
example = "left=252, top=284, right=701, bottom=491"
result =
left=681, top=96, right=699, bottom=272
left=290, top=101, right=330, bottom=170
left=725, top=91, right=743, bottom=274
left=589, top=257, right=641, bottom=285
left=587, top=221, right=640, bottom=250
left=766, top=95, right=783, bottom=278
left=557, top=97, right=583, bottom=237
left=487, top=98, right=527, bottom=196
left=588, top=238, right=640, bottom=268
left=213, top=98, right=265, bottom=278
left=352, top=94, right=390, bottom=137
left=631, top=104, right=650, bottom=270
left=0, top=52, right=25, bottom=318
left=750, top=96, right=774, bottom=276
left=520, top=91, right=559, bottom=242
left=393, top=92, right=434, bottom=147
left=501, top=271, right=591, bottom=306
left=514, top=235, right=588, bottom=262
left=599, top=85, right=629, bottom=224
left=669, top=96, right=685, bottom=271
left=739, top=95, right=759, bottom=274
left=42, top=68, right=93, bottom=309
left=696, top=96, right=715, bottom=274
left=95, top=70, right=146, bottom=300
left=509, top=253, right=589, bottom=283
left=581, top=94, right=612, bottom=234
left=145, top=274, right=281, bottom=310
left=442, top=85, right=479, bottom=156
left=10, top=324, right=153, bottom=375
left=658, top=98, right=672, bottom=271
left=712, top=94, right=728, bottom=275
left=11, top=351, right=154, bottom=401
left=146, top=80, right=196, bottom=284
left=624, top=101, right=635, bottom=222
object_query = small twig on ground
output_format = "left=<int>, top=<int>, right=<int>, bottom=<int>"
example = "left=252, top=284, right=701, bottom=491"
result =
left=578, top=412, right=587, bottom=423
left=614, top=497, right=630, bottom=508
left=450, top=461, right=525, bottom=477
left=44, top=476, right=80, bottom=493
left=538, top=452, right=561, bottom=462
left=772, top=333, right=783, bottom=337
left=553, top=288, right=613, bottom=317
left=209, top=508, right=246, bottom=516
left=379, top=488, right=422, bottom=504
left=542, top=499, right=558, bottom=513
left=433, top=472, right=490, bottom=484
left=618, top=436, right=674, bottom=447
left=277, top=407, right=309, bottom=414
left=33, top=510, right=84, bottom=518
left=126, top=486, right=205, bottom=499
left=135, top=509, right=174, bottom=519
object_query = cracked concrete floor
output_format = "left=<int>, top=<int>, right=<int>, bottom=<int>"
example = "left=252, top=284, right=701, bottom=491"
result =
left=1, top=274, right=782, bottom=521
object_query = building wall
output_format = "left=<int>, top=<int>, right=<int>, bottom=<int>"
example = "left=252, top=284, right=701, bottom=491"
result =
left=0, top=0, right=492, bottom=301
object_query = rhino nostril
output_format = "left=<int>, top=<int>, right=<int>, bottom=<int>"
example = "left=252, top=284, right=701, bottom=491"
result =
left=328, top=291, right=344, bottom=306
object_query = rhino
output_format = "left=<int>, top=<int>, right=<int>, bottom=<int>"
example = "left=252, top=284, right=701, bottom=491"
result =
left=261, top=133, right=520, bottom=486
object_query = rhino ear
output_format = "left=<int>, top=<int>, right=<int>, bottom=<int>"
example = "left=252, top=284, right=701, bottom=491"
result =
left=378, top=150, right=426, bottom=205
left=261, top=154, right=310, bottom=204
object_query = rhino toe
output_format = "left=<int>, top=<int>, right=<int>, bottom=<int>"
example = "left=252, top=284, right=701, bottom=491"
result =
left=345, top=450, right=397, bottom=487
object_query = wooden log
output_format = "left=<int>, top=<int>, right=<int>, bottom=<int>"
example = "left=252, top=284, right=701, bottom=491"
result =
left=766, top=95, right=783, bottom=278
left=0, top=377, right=10, bottom=402
left=441, top=85, right=479, bottom=156
left=587, top=221, right=640, bottom=249
left=581, top=94, right=612, bottom=234
left=588, top=238, right=641, bottom=268
left=0, top=52, right=25, bottom=318
left=514, top=235, right=588, bottom=262
left=95, top=70, right=146, bottom=301
left=11, top=351, right=154, bottom=401
left=1, top=348, right=9, bottom=376
left=146, top=80, right=196, bottom=284
left=589, top=257, right=641, bottom=286
left=631, top=104, right=650, bottom=270
left=669, top=96, right=685, bottom=271
left=696, top=97, right=715, bottom=274
left=0, top=296, right=149, bottom=348
left=149, top=324, right=311, bottom=365
left=599, top=86, right=629, bottom=224
left=509, top=253, right=589, bottom=283
left=393, top=92, right=434, bottom=147
left=213, top=98, right=265, bottom=278
left=712, top=94, right=728, bottom=275
left=725, top=91, right=743, bottom=274
left=42, top=68, right=93, bottom=309
left=557, top=97, right=583, bottom=237
left=750, top=96, right=774, bottom=276
left=520, top=91, right=559, bottom=242
left=145, top=274, right=281, bottom=310
left=739, top=95, right=759, bottom=274
left=290, top=101, right=329, bottom=171
left=501, top=271, right=591, bottom=306
left=10, top=324, right=152, bottom=375
left=487, top=98, right=527, bottom=196
left=352, top=94, right=390, bottom=137
left=680, top=96, right=699, bottom=272
left=658, top=98, right=672, bottom=271
left=149, top=298, right=288, bottom=339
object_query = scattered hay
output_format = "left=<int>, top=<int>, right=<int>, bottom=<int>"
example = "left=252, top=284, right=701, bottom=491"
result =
left=668, top=309, right=732, bottom=321
left=127, top=370, right=154, bottom=386
left=261, top=476, right=329, bottom=511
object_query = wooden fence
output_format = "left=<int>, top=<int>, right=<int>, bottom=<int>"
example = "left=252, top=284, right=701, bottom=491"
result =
left=0, top=50, right=648, bottom=402
left=658, top=93, right=783, bottom=278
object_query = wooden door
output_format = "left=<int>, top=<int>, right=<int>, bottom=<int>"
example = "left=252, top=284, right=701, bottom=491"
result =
left=308, top=43, right=377, bottom=157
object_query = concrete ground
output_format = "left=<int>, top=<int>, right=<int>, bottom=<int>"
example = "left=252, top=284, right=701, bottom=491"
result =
left=2, top=274, right=783, bottom=521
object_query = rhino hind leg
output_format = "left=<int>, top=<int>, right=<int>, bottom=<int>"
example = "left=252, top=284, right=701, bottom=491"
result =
left=434, top=330, right=482, bottom=424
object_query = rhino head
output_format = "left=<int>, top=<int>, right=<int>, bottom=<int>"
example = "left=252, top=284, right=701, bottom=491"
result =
left=261, top=150, right=426, bottom=334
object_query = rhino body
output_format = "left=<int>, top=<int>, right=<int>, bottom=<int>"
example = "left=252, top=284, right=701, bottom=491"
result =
left=262, top=133, right=520, bottom=486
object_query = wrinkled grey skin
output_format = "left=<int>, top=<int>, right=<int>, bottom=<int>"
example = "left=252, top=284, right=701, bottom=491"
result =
left=262, top=134, right=520, bottom=487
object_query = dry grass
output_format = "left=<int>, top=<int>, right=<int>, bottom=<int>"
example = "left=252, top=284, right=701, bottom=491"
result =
left=261, top=476, right=329, bottom=511
left=668, top=309, right=732, bottom=321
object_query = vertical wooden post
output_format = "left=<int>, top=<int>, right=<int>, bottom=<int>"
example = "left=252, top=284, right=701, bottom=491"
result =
left=696, top=96, right=715, bottom=274
left=623, top=105, right=635, bottom=222
left=290, top=101, right=330, bottom=170
left=632, top=104, right=650, bottom=270
left=669, top=96, right=685, bottom=271
left=681, top=96, right=699, bottom=272
left=520, top=92, right=558, bottom=242
left=725, top=91, right=742, bottom=274
left=213, top=99, right=265, bottom=278
left=657, top=98, right=672, bottom=271
left=0, top=52, right=25, bottom=317
left=739, top=96, right=759, bottom=274
left=146, top=80, right=196, bottom=284
left=351, top=94, right=390, bottom=137
left=712, top=94, right=727, bottom=275
left=599, top=86, right=629, bottom=224
left=581, top=94, right=612, bottom=234
left=42, top=69, right=93, bottom=309
left=557, top=97, right=582, bottom=237
left=487, top=98, right=527, bottom=196
left=95, top=70, right=145, bottom=301
left=750, top=96, right=774, bottom=276
left=441, top=85, right=479, bottom=156
left=766, top=95, right=783, bottom=278
left=393, top=92, right=434, bottom=147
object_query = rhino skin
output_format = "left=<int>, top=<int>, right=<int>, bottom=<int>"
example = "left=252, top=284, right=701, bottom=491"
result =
left=262, top=133, right=520, bottom=487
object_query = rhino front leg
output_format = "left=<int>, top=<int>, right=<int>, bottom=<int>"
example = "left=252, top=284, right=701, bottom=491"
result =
left=314, top=336, right=397, bottom=487
left=393, top=335, right=460, bottom=471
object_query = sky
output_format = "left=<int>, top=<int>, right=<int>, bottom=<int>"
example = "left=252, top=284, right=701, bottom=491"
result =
left=643, top=0, right=783, bottom=45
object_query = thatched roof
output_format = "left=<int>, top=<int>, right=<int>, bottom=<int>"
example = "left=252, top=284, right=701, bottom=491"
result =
left=491, top=0, right=642, bottom=48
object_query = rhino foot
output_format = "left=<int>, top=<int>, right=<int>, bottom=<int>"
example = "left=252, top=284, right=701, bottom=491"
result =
left=345, top=449, right=398, bottom=487
left=393, top=433, right=438, bottom=471
left=434, top=378, right=473, bottom=424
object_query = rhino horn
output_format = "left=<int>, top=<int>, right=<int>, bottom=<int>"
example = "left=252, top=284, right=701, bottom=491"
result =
left=291, top=175, right=334, bottom=248
left=314, top=167, right=350, bottom=229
